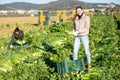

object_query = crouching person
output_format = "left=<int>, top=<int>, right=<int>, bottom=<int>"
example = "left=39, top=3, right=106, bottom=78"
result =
left=7, top=27, right=24, bottom=50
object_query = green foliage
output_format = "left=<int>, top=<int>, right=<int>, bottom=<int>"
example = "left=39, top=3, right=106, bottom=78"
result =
left=114, top=14, right=120, bottom=29
left=0, top=15, right=119, bottom=79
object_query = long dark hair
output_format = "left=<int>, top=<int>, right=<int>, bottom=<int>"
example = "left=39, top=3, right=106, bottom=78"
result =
left=72, top=6, right=83, bottom=22
left=75, top=6, right=84, bottom=19
left=14, top=27, right=20, bottom=33
left=75, top=6, right=82, bottom=11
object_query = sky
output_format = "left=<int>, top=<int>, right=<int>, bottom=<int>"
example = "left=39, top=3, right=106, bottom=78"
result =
left=0, top=0, right=120, bottom=5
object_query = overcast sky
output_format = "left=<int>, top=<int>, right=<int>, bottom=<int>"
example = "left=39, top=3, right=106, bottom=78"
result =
left=0, top=0, right=120, bottom=4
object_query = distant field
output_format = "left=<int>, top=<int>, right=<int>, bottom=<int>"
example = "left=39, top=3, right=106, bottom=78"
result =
left=0, top=16, right=38, bottom=24
left=0, top=16, right=39, bottom=38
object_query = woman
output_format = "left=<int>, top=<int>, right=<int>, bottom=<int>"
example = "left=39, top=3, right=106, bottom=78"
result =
left=7, top=27, right=24, bottom=50
left=72, top=6, right=91, bottom=69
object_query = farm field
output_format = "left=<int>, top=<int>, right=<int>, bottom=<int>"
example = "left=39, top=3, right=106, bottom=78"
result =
left=0, top=17, right=38, bottom=24
left=0, top=15, right=120, bottom=80
left=0, top=16, right=38, bottom=38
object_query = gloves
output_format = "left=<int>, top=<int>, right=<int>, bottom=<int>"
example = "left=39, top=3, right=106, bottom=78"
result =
left=10, top=45, right=13, bottom=48
left=73, top=31, right=79, bottom=36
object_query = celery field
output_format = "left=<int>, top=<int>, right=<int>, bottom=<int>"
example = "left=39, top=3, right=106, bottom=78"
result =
left=0, top=15, right=120, bottom=80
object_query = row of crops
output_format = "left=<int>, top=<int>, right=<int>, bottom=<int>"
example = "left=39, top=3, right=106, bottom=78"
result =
left=114, top=14, right=120, bottom=29
left=0, top=14, right=120, bottom=79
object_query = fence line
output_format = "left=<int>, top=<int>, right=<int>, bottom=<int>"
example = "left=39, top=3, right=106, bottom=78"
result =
left=38, top=10, right=93, bottom=26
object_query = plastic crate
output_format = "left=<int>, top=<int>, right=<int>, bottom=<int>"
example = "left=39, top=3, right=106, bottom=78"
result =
left=57, top=58, right=85, bottom=74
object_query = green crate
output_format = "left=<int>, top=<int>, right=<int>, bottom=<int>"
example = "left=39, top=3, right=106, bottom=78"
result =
left=57, top=58, right=85, bottom=74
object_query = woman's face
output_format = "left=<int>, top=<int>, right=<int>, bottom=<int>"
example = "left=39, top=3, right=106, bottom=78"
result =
left=15, top=31, right=19, bottom=35
left=76, top=8, right=83, bottom=16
